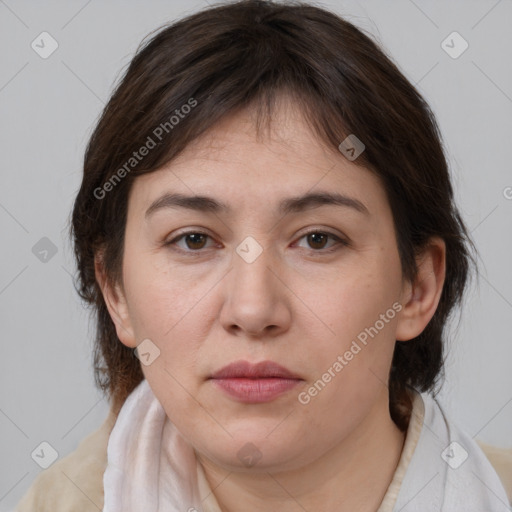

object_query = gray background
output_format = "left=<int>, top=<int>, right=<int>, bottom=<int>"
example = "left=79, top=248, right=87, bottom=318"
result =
left=1, top=0, right=511, bottom=509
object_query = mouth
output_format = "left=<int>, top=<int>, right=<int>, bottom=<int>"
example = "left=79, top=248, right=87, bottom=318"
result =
left=210, top=360, right=301, bottom=380
left=209, top=360, right=303, bottom=403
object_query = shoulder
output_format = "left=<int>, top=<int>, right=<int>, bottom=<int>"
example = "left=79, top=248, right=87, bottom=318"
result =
left=421, top=391, right=511, bottom=507
left=477, top=440, right=512, bottom=505
left=15, top=409, right=117, bottom=512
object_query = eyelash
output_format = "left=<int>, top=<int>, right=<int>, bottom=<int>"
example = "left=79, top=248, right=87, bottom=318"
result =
left=164, top=229, right=349, bottom=256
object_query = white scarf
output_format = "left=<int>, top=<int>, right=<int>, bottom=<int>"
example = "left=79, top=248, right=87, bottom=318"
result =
left=102, top=379, right=509, bottom=511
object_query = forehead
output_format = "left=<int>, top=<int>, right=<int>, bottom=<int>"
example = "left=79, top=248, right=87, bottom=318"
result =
left=127, top=101, right=387, bottom=217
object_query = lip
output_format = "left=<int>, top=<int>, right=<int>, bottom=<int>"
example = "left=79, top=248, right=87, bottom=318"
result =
left=209, top=360, right=303, bottom=403
left=210, top=360, right=301, bottom=379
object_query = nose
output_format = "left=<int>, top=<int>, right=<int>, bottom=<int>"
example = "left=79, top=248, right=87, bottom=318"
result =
left=219, top=239, right=292, bottom=338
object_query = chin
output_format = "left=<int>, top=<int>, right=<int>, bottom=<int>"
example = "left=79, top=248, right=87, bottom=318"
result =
left=200, top=433, right=304, bottom=473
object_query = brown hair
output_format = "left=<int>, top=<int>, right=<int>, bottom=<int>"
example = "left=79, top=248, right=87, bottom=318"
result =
left=70, top=0, right=475, bottom=428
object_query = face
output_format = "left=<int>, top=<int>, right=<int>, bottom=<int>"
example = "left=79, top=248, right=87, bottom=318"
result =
left=107, top=99, right=413, bottom=474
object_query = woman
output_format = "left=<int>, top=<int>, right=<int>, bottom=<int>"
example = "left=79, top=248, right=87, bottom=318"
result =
left=16, top=0, right=510, bottom=510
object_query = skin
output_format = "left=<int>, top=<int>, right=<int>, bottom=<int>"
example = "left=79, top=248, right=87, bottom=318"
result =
left=97, top=96, right=446, bottom=512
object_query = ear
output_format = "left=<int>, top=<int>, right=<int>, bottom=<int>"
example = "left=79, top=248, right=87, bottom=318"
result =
left=395, top=237, right=446, bottom=341
left=94, top=252, right=137, bottom=348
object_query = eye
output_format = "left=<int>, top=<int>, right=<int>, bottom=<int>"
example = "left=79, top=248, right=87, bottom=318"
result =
left=294, top=230, right=348, bottom=253
left=165, top=231, right=215, bottom=252
left=164, top=229, right=348, bottom=255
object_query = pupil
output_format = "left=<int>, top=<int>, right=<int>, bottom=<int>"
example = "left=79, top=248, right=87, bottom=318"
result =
left=309, top=233, right=326, bottom=249
left=187, top=234, right=205, bottom=249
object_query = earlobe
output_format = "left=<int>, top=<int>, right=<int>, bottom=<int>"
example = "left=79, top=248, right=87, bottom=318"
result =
left=395, top=237, right=446, bottom=341
left=94, top=254, right=137, bottom=348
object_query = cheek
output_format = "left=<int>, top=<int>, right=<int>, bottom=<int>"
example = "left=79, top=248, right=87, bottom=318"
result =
left=123, top=253, right=224, bottom=383
left=123, top=248, right=206, bottom=338
left=297, top=255, right=402, bottom=385
left=303, top=265, right=399, bottom=342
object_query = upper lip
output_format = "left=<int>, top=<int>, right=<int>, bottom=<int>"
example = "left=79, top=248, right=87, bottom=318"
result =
left=210, top=360, right=302, bottom=379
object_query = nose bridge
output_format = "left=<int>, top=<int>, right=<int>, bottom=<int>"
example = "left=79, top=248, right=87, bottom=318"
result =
left=220, top=234, right=290, bottom=335
left=232, top=234, right=277, bottom=300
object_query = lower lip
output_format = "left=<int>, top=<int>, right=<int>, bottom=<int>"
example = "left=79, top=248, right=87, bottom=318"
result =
left=211, top=377, right=302, bottom=403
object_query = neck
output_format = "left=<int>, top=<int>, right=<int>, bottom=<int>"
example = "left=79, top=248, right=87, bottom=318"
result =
left=198, top=388, right=407, bottom=512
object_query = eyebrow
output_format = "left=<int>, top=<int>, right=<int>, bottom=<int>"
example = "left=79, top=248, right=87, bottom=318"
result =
left=144, top=191, right=370, bottom=219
